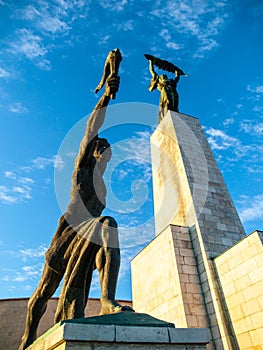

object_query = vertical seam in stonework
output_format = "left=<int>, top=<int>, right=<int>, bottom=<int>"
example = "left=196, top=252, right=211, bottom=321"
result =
left=167, top=327, right=171, bottom=343
left=212, top=260, right=240, bottom=350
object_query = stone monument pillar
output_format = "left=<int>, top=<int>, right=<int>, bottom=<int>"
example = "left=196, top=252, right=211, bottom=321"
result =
left=131, top=111, right=246, bottom=350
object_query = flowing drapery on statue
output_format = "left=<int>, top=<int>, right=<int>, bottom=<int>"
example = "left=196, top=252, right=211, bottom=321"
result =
left=144, top=54, right=186, bottom=123
left=19, top=49, right=133, bottom=350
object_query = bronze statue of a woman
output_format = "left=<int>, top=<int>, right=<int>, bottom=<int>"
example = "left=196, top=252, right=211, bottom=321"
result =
left=145, top=54, right=186, bottom=123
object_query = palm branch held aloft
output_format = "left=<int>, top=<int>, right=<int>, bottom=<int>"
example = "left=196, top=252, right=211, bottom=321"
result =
left=145, top=54, right=186, bottom=123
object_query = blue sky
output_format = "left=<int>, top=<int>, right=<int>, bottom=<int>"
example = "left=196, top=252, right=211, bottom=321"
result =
left=0, top=0, right=262, bottom=301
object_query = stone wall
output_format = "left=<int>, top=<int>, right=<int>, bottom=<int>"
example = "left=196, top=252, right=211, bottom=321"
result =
left=0, top=297, right=132, bottom=350
left=214, top=230, right=263, bottom=350
left=132, top=225, right=209, bottom=329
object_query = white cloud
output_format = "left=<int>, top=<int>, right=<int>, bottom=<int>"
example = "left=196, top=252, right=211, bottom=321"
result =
left=98, top=35, right=110, bottom=46
left=19, top=177, right=35, bottom=184
left=223, top=118, right=234, bottom=127
left=19, top=244, right=47, bottom=260
left=9, top=28, right=51, bottom=70
left=166, top=42, right=181, bottom=50
left=4, top=244, right=47, bottom=260
left=0, top=67, right=10, bottom=78
left=11, top=29, right=47, bottom=58
left=238, top=195, right=263, bottom=223
left=160, top=29, right=171, bottom=42
left=0, top=154, right=62, bottom=205
left=247, top=85, right=263, bottom=94
left=0, top=170, right=35, bottom=204
left=9, top=0, right=87, bottom=66
left=1, top=262, right=44, bottom=284
left=0, top=186, right=17, bottom=204
left=247, top=84, right=263, bottom=102
left=31, top=155, right=64, bottom=170
left=21, top=4, right=71, bottom=35
left=113, top=130, right=152, bottom=183
left=24, top=285, right=32, bottom=290
left=205, top=127, right=240, bottom=150
left=8, top=102, right=28, bottom=114
left=5, top=171, right=16, bottom=179
left=118, top=20, right=134, bottom=31
left=151, top=0, right=229, bottom=58
left=38, top=14, right=70, bottom=34
left=53, top=155, right=65, bottom=171
left=0, top=183, right=32, bottom=204
left=98, top=0, right=128, bottom=12
left=240, top=121, right=263, bottom=135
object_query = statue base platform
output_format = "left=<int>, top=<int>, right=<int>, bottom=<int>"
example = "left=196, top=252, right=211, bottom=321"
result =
left=27, top=312, right=210, bottom=350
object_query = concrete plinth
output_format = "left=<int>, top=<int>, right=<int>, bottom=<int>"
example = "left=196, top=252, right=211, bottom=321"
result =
left=27, top=313, right=210, bottom=350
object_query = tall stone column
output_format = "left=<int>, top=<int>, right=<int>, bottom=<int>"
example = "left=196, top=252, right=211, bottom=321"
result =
left=131, top=112, right=245, bottom=350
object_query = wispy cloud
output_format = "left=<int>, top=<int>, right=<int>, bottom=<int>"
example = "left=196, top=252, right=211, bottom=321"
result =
left=0, top=67, right=10, bottom=79
left=247, top=84, right=263, bottom=94
left=160, top=29, right=181, bottom=51
left=9, top=28, right=51, bottom=70
left=20, top=4, right=71, bottom=35
left=223, top=118, right=235, bottom=127
left=98, top=0, right=128, bottom=12
left=2, top=0, right=233, bottom=76
left=237, top=194, right=263, bottom=223
left=204, top=124, right=262, bottom=169
left=3, top=244, right=47, bottom=260
left=0, top=154, right=63, bottom=205
left=19, top=245, right=47, bottom=260
left=113, top=130, right=152, bottom=183
left=8, top=102, right=28, bottom=114
left=240, top=121, right=263, bottom=136
left=5, top=0, right=86, bottom=70
left=0, top=171, right=34, bottom=204
left=116, top=19, right=134, bottom=32
left=150, top=0, right=230, bottom=58
left=0, top=243, right=46, bottom=291
left=205, top=127, right=240, bottom=150
left=32, top=155, right=64, bottom=171
left=1, top=263, right=43, bottom=284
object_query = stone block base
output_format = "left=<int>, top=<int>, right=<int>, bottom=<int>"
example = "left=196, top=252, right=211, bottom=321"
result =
left=27, top=313, right=210, bottom=350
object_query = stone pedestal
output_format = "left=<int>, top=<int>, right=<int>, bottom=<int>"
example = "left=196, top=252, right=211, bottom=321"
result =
left=150, top=111, right=245, bottom=252
left=131, top=112, right=247, bottom=350
left=27, top=313, right=210, bottom=350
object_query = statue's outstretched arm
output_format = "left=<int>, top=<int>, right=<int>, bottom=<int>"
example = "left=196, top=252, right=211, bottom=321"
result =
left=149, top=60, right=157, bottom=78
left=74, top=75, right=120, bottom=169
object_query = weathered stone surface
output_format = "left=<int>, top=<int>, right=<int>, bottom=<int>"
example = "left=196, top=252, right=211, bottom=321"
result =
left=214, top=230, right=263, bottom=350
left=61, top=312, right=175, bottom=328
left=27, top=316, right=210, bottom=350
left=169, top=328, right=210, bottom=344
left=115, top=325, right=169, bottom=343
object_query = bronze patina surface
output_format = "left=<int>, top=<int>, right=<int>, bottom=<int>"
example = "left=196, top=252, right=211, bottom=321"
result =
left=19, top=49, right=133, bottom=350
